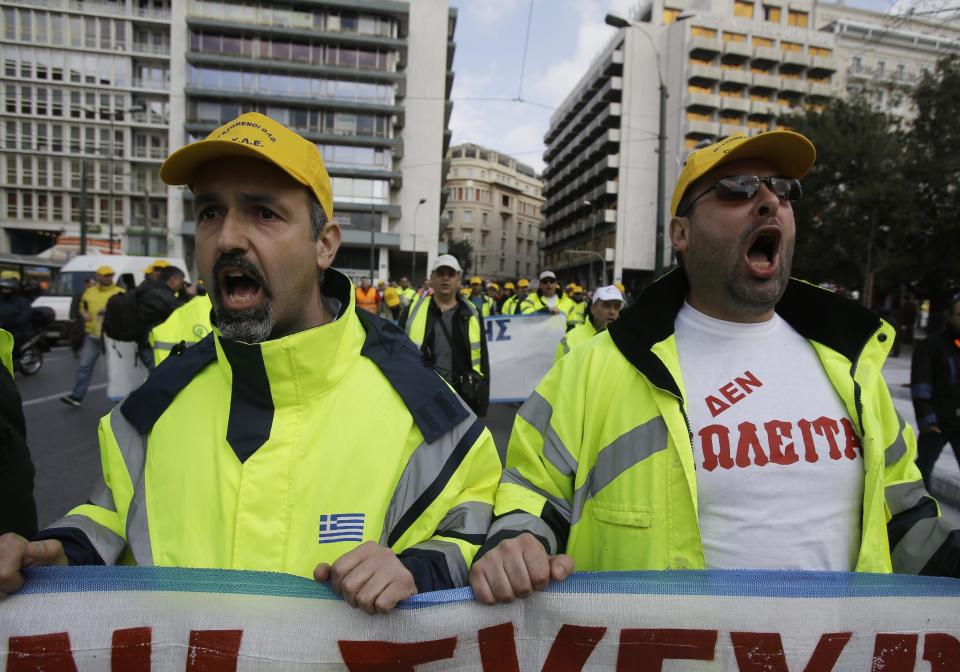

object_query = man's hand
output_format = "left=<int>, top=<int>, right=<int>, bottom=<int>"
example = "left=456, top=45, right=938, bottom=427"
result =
left=548, top=307, right=560, bottom=314
left=469, top=533, right=573, bottom=605
left=313, top=542, right=417, bottom=615
left=0, top=533, right=67, bottom=599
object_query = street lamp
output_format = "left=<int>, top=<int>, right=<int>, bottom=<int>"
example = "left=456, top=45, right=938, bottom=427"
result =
left=411, top=197, right=426, bottom=285
left=583, top=199, right=594, bottom=287
left=605, top=12, right=691, bottom=277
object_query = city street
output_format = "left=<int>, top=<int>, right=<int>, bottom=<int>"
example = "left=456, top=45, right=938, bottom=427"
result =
left=18, top=344, right=960, bottom=529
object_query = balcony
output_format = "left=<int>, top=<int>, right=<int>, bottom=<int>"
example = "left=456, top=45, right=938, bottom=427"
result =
left=688, top=64, right=721, bottom=83
left=686, top=119, right=720, bottom=136
left=131, top=78, right=169, bottom=91
left=719, top=95, right=750, bottom=113
left=806, top=81, right=834, bottom=98
left=130, top=145, right=167, bottom=160
left=751, top=73, right=780, bottom=90
left=750, top=100, right=778, bottom=117
left=131, top=42, right=170, bottom=57
left=723, top=41, right=751, bottom=60
left=752, top=47, right=779, bottom=67
left=721, top=68, right=751, bottom=86
left=781, top=50, right=807, bottom=69
left=720, top=122, right=745, bottom=136
left=685, top=92, right=720, bottom=110
left=689, top=36, right=722, bottom=58
left=780, top=76, right=805, bottom=95
left=809, top=55, right=838, bottom=75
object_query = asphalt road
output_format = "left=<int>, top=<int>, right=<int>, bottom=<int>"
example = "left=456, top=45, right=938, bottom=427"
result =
left=15, top=346, right=960, bottom=530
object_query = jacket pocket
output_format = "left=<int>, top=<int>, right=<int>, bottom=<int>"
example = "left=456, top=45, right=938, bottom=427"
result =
left=589, top=502, right=652, bottom=528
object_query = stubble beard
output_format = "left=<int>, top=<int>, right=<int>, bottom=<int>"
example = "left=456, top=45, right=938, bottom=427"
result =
left=214, top=299, right=273, bottom=343
left=724, top=230, right=794, bottom=316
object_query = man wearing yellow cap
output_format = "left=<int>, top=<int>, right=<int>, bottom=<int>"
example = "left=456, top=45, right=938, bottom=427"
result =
left=6, top=113, right=501, bottom=614
left=59, top=265, right=123, bottom=407
left=468, top=276, right=494, bottom=317
left=470, top=130, right=960, bottom=604
left=501, top=279, right=528, bottom=315
left=498, top=282, right=515, bottom=314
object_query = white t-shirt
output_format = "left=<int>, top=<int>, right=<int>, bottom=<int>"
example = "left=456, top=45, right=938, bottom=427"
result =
left=543, top=294, right=559, bottom=309
left=674, top=302, right=864, bottom=571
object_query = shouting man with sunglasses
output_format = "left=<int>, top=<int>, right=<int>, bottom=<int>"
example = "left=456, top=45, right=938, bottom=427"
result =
left=469, top=131, right=959, bottom=605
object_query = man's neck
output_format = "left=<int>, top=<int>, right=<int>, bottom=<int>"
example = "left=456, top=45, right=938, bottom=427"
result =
left=434, top=292, right=458, bottom=310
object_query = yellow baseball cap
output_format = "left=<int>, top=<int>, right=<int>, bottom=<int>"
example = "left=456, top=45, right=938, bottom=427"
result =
left=614, top=281, right=625, bottom=293
left=470, top=276, right=483, bottom=285
left=160, top=112, right=333, bottom=222
left=489, top=282, right=500, bottom=291
left=670, top=131, right=816, bottom=217
left=517, top=278, right=529, bottom=288
left=96, top=265, right=115, bottom=276
left=504, top=282, right=515, bottom=290
left=153, top=259, right=169, bottom=268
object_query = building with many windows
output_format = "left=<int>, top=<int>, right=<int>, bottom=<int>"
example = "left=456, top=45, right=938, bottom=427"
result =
left=442, top=143, right=543, bottom=283
left=541, top=0, right=960, bottom=291
left=1, top=0, right=455, bottom=282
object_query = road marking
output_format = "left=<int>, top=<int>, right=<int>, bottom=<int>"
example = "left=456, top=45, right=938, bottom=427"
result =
left=22, top=383, right=108, bottom=407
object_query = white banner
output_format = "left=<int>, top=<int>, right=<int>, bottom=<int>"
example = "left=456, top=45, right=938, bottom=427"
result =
left=2, top=567, right=959, bottom=671
left=485, top=314, right=567, bottom=403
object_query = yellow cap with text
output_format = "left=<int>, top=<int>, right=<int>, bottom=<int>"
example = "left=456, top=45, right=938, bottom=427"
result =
left=670, top=131, right=816, bottom=217
left=160, top=112, right=333, bottom=222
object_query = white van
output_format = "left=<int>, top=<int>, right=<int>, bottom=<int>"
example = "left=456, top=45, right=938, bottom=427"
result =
left=32, top=255, right=189, bottom=340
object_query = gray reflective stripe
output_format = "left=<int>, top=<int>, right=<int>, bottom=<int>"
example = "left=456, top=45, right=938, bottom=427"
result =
left=88, top=475, right=117, bottom=513
left=885, top=413, right=908, bottom=466
left=109, top=411, right=153, bottom=565
left=501, top=467, right=572, bottom=522
left=560, top=337, right=569, bottom=355
left=890, top=515, right=952, bottom=574
left=152, top=341, right=177, bottom=351
left=380, top=405, right=478, bottom=545
left=46, top=513, right=126, bottom=564
left=519, top=392, right=577, bottom=477
left=886, top=480, right=929, bottom=516
left=489, top=510, right=559, bottom=554
left=436, top=501, right=493, bottom=538
left=405, top=294, right=430, bottom=337
left=570, top=416, right=668, bottom=525
left=407, top=539, right=468, bottom=587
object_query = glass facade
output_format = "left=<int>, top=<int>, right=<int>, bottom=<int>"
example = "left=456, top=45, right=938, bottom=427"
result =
left=186, top=65, right=393, bottom=104
left=186, top=100, right=391, bottom=138
left=189, top=31, right=394, bottom=71
left=187, top=0, right=396, bottom=38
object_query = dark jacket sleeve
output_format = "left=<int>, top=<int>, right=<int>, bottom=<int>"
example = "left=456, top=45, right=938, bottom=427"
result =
left=911, top=337, right=938, bottom=430
left=137, top=288, right=180, bottom=329
left=0, top=364, right=38, bottom=538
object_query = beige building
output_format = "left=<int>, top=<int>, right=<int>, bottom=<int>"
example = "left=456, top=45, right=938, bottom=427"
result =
left=542, top=0, right=960, bottom=291
left=442, top=143, right=544, bottom=283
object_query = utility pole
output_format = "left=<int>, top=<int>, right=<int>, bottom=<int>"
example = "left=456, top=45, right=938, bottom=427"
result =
left=143, top=189, right=151, bottom=256
left=80, top=161, right=88, bottom=255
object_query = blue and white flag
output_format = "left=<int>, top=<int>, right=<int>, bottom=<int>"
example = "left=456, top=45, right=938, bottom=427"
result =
left=318, top=513, right=364, bottom=543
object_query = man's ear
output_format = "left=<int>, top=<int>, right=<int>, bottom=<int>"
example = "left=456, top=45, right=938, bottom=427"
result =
left=316, top=222, right=342, bottom=271
left=669, top=216, right=690, bottom=256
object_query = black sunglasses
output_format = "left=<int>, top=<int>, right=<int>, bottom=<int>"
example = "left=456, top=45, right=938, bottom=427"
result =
left=679, top=175, right=802, bottom=217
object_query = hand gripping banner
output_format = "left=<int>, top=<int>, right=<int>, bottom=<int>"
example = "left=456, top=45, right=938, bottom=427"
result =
left=2, top=567, right=959, bottom=671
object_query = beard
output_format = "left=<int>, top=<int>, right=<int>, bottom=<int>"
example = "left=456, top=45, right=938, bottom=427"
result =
left=211, top=252, right=274, bottom=343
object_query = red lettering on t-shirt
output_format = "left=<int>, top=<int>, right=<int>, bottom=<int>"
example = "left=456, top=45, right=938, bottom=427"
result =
left=735, top=422, right=769, bottom=467
left=812, top=417, right=843, bottom=460
left=764, top=420, right=799, bottom=465
left=703, top=372, right=764, bottom=418
left=699, top=425, right=734, bottom=471
left=719, top=382, right=745, bottom=404
left=733, top=370, right=763, bottom=394
left=706, top=395, right=730, bottom=418
left=797, top=418, right=819, bottom=463
left=839, top=418, right=862, bottom=460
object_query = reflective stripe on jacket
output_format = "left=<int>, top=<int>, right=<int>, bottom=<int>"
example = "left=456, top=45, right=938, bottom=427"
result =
left=501, top=295, right=522, bottom=315
left=569, top=301, right=588, bottom=328
left=405, top=294, right=484, bottom=376
left=149, top=294, right=213, bottom=366
left=483, top=270, right=957, bottom=577
left=554, top=318, right=597, bottom=363
left=38, top=269, right=501, bottom=592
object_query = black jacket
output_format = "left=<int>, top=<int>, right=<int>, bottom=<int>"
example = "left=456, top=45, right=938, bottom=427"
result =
left=911, top=326, right=960, bottom=432
left=0, top=363, right=37, bottom=537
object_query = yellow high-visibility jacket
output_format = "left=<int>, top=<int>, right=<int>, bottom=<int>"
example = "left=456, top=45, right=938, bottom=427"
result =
left=501, top=295, right=523, bottom=315
left=149, top=294, right=213, bottom=366
left=404, top=294, right=486, bottom=378
left=482, top=270, right=959, bottom=577
left=38, top=269, right=501, bottom=592
left=569, top=300, right=588, bottom=328
left=0, top=328, right=12, bottom=375
left=554, top=318, right=598, bottom=363
left=520, top=292, right=576, bottom=329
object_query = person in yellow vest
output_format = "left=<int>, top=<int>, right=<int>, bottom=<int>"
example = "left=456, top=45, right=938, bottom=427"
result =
left=498, top=282, right=515, bottom=314
left=59, top=266, right=124, bottom=407
left=2, top=112, right=502, bottom=614
left=564, top=282, right=576, bottom=299
left=468, top=276, right=494, bottom=317
left=149, top=292, right=214, bottom=366
left=501, top=279, right=529, bottom=315
left=383, top=280, right=401, bottom=320
left=568, top=285, right=588, bottom=328
left=520, top=271, right=575, bottom=327
left=486, top=282, right=500, bottom=315
left=0, top=327, right=38, bottom=539
left=397, top=276, right=417, bottom=309
left=470, top=130, right=960, bottom=604
left=401, top=255, right=490, bottom=417
left=355, top=276, right=379, bottom=314
left=554, top=285, right=624, bottom=362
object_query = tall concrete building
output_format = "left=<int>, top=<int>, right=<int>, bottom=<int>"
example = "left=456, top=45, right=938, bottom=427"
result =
left=1, top=0, right=455, bottom=282
left=442, top=143, right=543, bottom=282
left=541, top=0, right=960, bottom=291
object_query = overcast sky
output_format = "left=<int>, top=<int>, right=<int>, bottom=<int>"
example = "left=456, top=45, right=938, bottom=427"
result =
left=446, top=0, right=936, bottom=173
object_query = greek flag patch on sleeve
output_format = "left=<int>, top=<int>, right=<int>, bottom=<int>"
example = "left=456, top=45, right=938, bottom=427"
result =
left=318, top=513, right=365, bottom=544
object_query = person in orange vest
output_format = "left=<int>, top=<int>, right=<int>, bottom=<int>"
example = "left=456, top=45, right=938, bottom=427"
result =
left=355, top=276, right=379, bottom=314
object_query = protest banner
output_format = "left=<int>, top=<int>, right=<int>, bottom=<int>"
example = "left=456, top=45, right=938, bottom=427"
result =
left=485, top=313, right=566, bottom=403
left=2, top=566, right=958, bottom=671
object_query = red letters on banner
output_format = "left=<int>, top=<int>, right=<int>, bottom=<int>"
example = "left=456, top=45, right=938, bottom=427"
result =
left=615, top=628, right=718, bottom=670
left=338, top=636, right=457, bottom=671
left=730, top=631, right=852, bottom=671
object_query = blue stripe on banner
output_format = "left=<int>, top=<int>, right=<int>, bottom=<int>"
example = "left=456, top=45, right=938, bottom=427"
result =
left=18, top=567, right=960, bottom=610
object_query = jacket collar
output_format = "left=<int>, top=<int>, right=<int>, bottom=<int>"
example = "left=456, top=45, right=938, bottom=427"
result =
left=608, top=268, right=883, bottom=399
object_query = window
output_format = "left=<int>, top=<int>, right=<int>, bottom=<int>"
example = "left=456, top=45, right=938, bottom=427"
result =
left=809, top=46, right=831, bottom=57
left=690, top=26, right=717, bottom=38
left=787, top=10, right=808, bottom=27
left=852, top=56, right=862, bottom=72
left=781, top=41, right=802, bottom=53
left=763, top=5, right=781, bottom=21
left=463, top=210, right=473, bottom=224
left=664, top=7, right=681, bottom=23
left=482, top=212, right=488, bottom=227
left=753, top=36, right=774, bottom=48
left=723, top=32, right=747, bottom=43
left=733, top=1, right=754, bottom=18
left=501, top=195, right=511, bottom=207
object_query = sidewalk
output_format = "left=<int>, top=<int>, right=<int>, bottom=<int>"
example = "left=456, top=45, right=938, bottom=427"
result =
left=882, top=348, right=960, bottom=508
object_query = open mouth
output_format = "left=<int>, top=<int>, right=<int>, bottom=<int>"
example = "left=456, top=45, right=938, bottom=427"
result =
left=745, top=226, right=781, bottom=277
left=218, top=266, right=264, bottom=310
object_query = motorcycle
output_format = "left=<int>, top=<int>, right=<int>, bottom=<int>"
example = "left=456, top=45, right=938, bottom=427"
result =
left=14, top=307, right=55, bottom=376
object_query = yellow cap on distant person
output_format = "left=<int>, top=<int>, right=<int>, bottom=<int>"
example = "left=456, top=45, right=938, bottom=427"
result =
left=670, top=131, right=816, bottom=217
left=153, top=259, right=169, bottom=268
left=504, top=282, right=515, bottom=290
left=96, top=265, right=114, bottom=276
left=160, top=112, right=333, bottom=222
left=517, top=278, right=529, bottom=287
left=489, top=282, right=500, bottom=291
left=470, top=276, right=482, bottom=285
